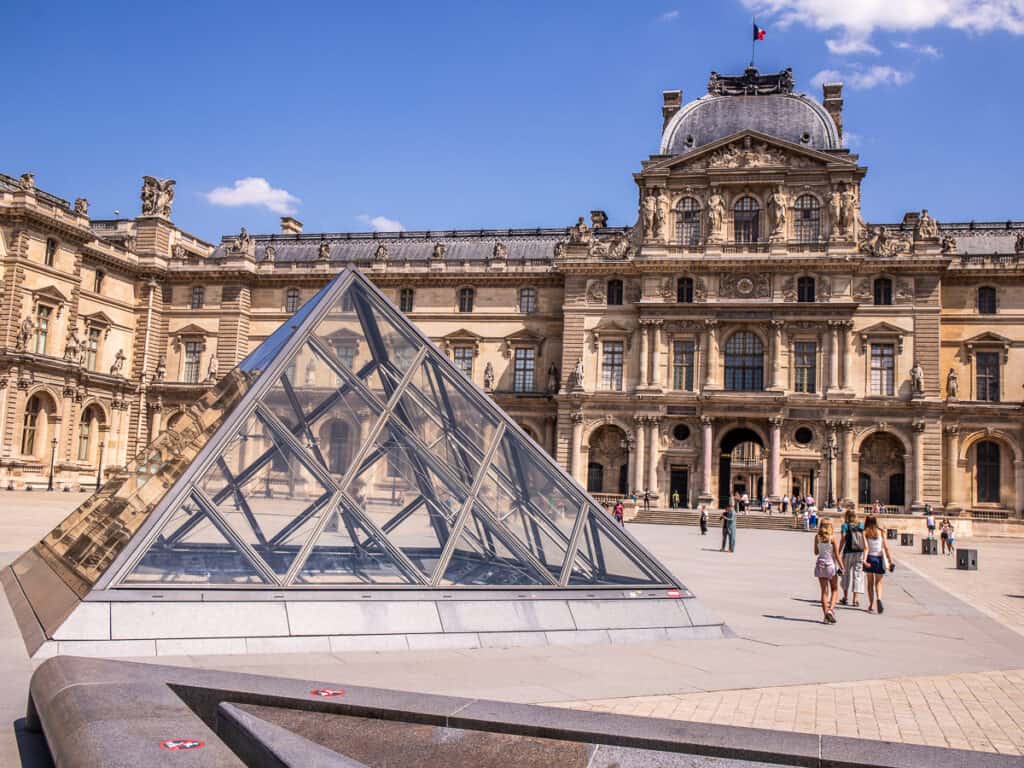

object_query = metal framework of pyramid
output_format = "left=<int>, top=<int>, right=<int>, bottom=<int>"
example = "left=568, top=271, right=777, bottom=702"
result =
left=5, top=268, right=720, bottom=658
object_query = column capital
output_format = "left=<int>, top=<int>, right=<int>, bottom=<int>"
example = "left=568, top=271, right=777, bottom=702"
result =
left=700, top=414, right=714, bottom=426
left=703, top=318, right=718, bottom=329
left=839, top=418, right=854, bottom=431
left=770, top=319, right=786, bottom=331
left=912, top=419, right=927, bottom=433
left=944, top=424, right=959, bottom=436
left=571, top=410, right=585, bottom=424
left=768, top=416, right=785, bottom=428
left=633, top=414, right=646, bottom=426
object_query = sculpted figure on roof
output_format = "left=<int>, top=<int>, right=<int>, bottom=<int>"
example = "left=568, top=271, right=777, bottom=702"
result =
left=141, top=176, right=175, bottom=217
left=318, top=239, right=331, bottom=260
left=374, top=243, right=389, bottom=262
left=915, top=209, right=939, bottom=240
left=568, top=216, right=592, bottom=245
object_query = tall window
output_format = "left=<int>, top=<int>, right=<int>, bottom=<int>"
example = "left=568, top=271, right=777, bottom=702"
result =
left=44, top=238, right=57, bottom=267
left=399, top=288, right=414, bottom=312
left=794, top=195, right=820, bottom=241
left=183, top=341, right=202, bottom=384
left=85, top=327, right=101, bottom=370
left=587, top=462, right=604, bottom=493
left=285, top=288, right=300, bottom=313
left=976, top=352, right=1000, bottom=402
left=513, top=348, right=536, bottom=393
left=328, top=421, right=348, bottom=474
left=606, top=279, right=623, bottom=306
left=797, top=276, right=816, bottom=303
left=21, top=395, right=42, bottom=455
left=978, top=286, right=997, bottom=315
left=870, top=344, right=895, bottom=395
left=518, top=287, right=537, bottom=314
left=724, top=332, right=764, bottom=391
left=733, top=197, right=760, bottom=243
left=93, top=270, right=105, bottom=293
left=452, top=346, right=474, bottom=378
left=793, top=341, right=817, bottom=393
left=676, top=197, right=701, bottom=245
left=458, top=287, right=474, bottom=313
left=34, top=305, right=52, bottom=354
left=190, top=286, right=205, bottom=309
left=78, top=406, right=96, bottom=462
left=873, top=278, right=893, bottom=306
left=976, top=440, right=1001, bottom=504
left=676, top=277, right=694, bottom=303
left=672, top=340, right=695, bottom=391
left=601, top=341, right=624, bottom=390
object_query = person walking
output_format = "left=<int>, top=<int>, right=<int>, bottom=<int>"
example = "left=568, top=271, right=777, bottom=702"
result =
left=838, top=509, right=866, bottom=607
left=814, top=520, right=843, bottom=624
left=781, top=495, right=790, bottom=516
left=698, top=505, right=708, bottom=535
left=642, top=489, right=651, bottom=513
left=939, top=517, right=951, bottom=554
left=925, top=506, right=936, bottom=538
left=945, top=519, right=956, bottom=556
left=721, top=505, right=736, bottom=552
left=671, top=490, right=680, bottom=509
left=863, top=514, right=894, bottom=614
left=613, top=500, right=625, bottom=528
left=740, top=491, right=749, bottom=513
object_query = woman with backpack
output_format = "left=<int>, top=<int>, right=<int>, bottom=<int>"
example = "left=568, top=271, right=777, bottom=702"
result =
left=862, top=514, right=895, bottom=614
left=838, top=509, right=866, bottom=607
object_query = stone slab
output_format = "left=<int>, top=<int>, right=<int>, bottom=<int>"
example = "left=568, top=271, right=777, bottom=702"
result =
left=329, top=634, right=411, bottom=653
left=543, top=629, right=611, bottom=646
left=436, top=599, right=575, bottom=633
left=568, top=598, right=691, bottom=630
left=156, top=637, right=248, bottom=656
left=57, top=639, right=157, bottom=657
left=286, top=600, right=442, bottom=636
left=681, top=598, right=723, bottom=628
left=607, top=627, right=670, bottom=643
left=112, top=601, right=290, bottom=640
left=405, top=632, right=481, bottom=650
left=245, top=635, right=331, bottom=655
left=52, top=602, right=110, bottom=641
left=478, top=631, right=552, bottom=649
left=820, top=734, right=1024, bottom=768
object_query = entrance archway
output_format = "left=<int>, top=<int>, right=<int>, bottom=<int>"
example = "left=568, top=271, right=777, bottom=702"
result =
left=587, top=425, right=629, bottom=495
left=719, top=427, right=765, bottom=509
left=858, top=432, right=906, bottom=508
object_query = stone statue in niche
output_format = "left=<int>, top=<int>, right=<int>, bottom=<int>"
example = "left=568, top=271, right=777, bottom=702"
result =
left=915, top=209, right=939, bottom=240
left=16, top=315, right=34, bottom=351
left=641, top=192, right=657, bottom=240
left=946, top=367, right=958, bottom=400
left=110, top=349, right=127, bottom=376
left=305, top=357, right=316, bottom=386
left=483, top=362, right=495, bottom=391
left=140, top=176, right=175, bottom=217
left=570, top=358, right=585, bottom=390
left=74, top=197, right=89, bottom=215
left=768, top=186, right=788, bottom=240
left=547, top=363, right=559, bottom=394
left=63, top=325, right=81, bottom=362
left=909, top=360, right=925, bottom=397
left=841, top=185, right=859, bottom=238
left=653, top=189, right=669, bottom=241
left=263, top=244, right=276, bottom=261
left=705, top=191, right=726, bottom=243
left=154, top=355, right=167, bottom=383
left=206, top=354, right=219, bottom=383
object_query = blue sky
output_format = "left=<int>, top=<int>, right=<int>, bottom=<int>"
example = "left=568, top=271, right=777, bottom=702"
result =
left=4, top=1, right=1022, bottom=241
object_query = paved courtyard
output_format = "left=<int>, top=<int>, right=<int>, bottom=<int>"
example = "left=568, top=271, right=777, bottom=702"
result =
left=1, top=494, right=1023, bottom=763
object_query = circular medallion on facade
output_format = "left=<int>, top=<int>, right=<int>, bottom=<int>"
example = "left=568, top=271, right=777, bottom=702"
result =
left=736, top=278, right=754, bottom=296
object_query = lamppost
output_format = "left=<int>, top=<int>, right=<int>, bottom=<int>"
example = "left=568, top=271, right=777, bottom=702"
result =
left=95, top=441, right=105, bottom=489
left=47, top=436, right=58, bottom=491
left=822, top=432, right=837, bottom=510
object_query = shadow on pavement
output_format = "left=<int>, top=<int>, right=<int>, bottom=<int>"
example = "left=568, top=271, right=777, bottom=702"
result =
left=13, top=719, right=53, bottom=768
left=763, top=614, right=825, bottom=625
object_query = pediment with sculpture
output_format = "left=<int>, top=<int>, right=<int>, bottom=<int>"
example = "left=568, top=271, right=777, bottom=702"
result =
left=649, top=131, right=853, bottom=175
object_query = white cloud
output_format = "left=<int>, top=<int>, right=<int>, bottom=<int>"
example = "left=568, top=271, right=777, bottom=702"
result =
left=204, top=177, right=300, bottom=215
left=841, top=130, right=862, bottom=148
left=895, top=40, right=942, bottom=56
left=658, top=9, right=680, bottom=21
left=357, top=214, right=405, bottom=232
left=811, top=65, right=913, bottom=89
left=826, top=35, right=880, bottom=55
left=743, top=1, right=1024, bottom=53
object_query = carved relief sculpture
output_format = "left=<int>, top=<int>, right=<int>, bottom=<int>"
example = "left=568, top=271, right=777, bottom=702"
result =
left=263, top=244, right=276, bottom=261
left=140, top=176, right=175, bottom=217
left=16, top=315, right=34, bottom=351
left=374, top=243, right=389, bottom=262
left=720, top=272, right=770, bottom=299
left=946, top=367, right=958, bottom=400
left=74, top=197, right=89, bottom=215
left=483, top=362, right=495, bottom=391
left=318, top=239, right=331, bottom=260
left=110, top=349, right=126, bottom=376
left=768, top=186, right=788, bottom=241
left=586, top=281, right=606, bottom=304
left=858, top=226, right=908, bottom=258
left=431, top=242, right=446, bottom=260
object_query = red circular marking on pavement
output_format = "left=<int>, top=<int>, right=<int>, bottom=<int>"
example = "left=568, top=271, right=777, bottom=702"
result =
left=160, top=739, right=205, bottom=751
left=666, top=589, right=683, bottom=598
left=309, top=687, right=345, bottom=698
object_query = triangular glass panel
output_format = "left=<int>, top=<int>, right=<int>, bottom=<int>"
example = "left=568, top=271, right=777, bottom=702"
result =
left=239, top=280, right=336, bottom=375
left=568, top=506, right=668, bottom=586
left=123, top=495, right=269, bottom=585
left=439, top=503, right=548, bottom=586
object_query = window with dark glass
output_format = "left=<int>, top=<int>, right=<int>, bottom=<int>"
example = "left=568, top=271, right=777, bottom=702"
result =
left=793, top=341, right=817, bottom=393
left=458, top=287, right=474, bottom=313
left=672, top=340, right=694, bottom=391
left=452, top=346, right=474, bottom=378
left=44, top=238, right=57, bottom=267
left=183, top=341, right=202, bottom=384
left=976, top=440, right=1001, bottom=504
left=518, top=287, right=537, bottom=314
left=870, top=344, right=895, bottom=395
left=601, top=341, right=624, bottom=390
left=85, top=327, right=101, bottom=370
left=676, top=277, right=694, bottom=303
left=285, top=288, right=300, bottom=313
left=606, top=279, right=624, bottom=306
left=328, top=421, right=348, bottom=474
left=21, top=395, right=41, bottom=455
left=873, top=278, right=893, bottom=306
left=724, top=332, right=764, bottom=391
left=673, top=424, right=690, bottom=441
left=978, top=286, right=997, bottom=315
left=78, top=406, right=96, bottom=462
left=733, top=197, right=760, bottom=243
left=676, top=197, right=701, bottom=245
left=513, top=348, right=535, bottom=392
left=976, top=351, right=1000, bottom=402
left=587, top=462, right=604, bottom=493
left=794, top=195, right=820, bottom=241
left=93, top=270, right=105, bottom=293
left=34, top=305, right=51, bottom=355
left=797, top=276, right=816, bottom=303
left=190, top=286, right=204, bottom=309
left=399, top=287, right=414, bottom=312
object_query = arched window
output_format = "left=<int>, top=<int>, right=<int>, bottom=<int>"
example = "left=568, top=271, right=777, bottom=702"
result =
left=285, top=288, right=300, bottom=313
left=518, top=286, right=537, bottom=314
left=978, top=286, right=997, bottom=315
left=399, top=287, right=414, bottom=312
left=797, top=276, right=816, bottom=303
left=676, top=277, right=694, bottom=303
left=733, top=197, right=760, bottom=243
left=873, top=277, right=893, bottom=306
left=458, top=287, right=474, bottom=313
left=606, top=279, right=624, bottom=306
left=328, top=421, right=349, bottom=475
left=587, top=461, right=604, bottom=493
left=676, top=197, right=701, bottom=245
left=78, top=406, right=98, bottom=462
left=794, top=195, right=821, bottom=241
left=21, top=395, right=42, bottom=455
left=724, top=332, right=764, bottom=391
left=976, top=440, right=1001, bottom=504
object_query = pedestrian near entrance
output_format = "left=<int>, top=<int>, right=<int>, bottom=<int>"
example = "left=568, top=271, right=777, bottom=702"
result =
left=721, top=505, right=736, bottom=552
left=699, top=505, right=708, bottom=535
left=945, top=519, right=956, bottom=555
left=925, top=506, right=936, bottom=538
left=838, top=509, right=866, bottom=607
left=740, top=491, right=749, bottom=513
left=814, top=520, right=843, bottom=624
left=613, top=500, right=625, bottom=528
left=671, top=490, right=680, bottom=509
left=642, top=489, right=651, bottom=513
left=863, top=514, right=895, bottom=614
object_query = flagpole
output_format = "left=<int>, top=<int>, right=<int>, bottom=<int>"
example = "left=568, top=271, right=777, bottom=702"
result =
left=751, top=17, right=756, bottom=68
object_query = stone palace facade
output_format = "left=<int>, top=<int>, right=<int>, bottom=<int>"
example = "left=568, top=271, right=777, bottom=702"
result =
left=2, top=67, right=1022, bottom=517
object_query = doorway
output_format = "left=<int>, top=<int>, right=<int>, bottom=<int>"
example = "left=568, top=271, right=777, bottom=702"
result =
left=669, top=467, right=689, bottom=508
left=718, top=427, right=765, bottom=508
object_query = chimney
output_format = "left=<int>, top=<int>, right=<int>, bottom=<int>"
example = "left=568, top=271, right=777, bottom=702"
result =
left=822, top=83, right=844, bottom=142
left=662, top=90, right=682, bottom=132
left=280, top=216, right=303, bottom=235
left=590, top=210, right=608, bottom=230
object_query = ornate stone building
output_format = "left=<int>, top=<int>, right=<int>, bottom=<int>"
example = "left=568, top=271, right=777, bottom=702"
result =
left=2, top=67, right=1022, bottom=517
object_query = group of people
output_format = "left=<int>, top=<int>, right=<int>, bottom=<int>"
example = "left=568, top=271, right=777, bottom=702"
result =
left=925, top=509, right=958, bottom=554
left=813, top=510, right=895, bottom=623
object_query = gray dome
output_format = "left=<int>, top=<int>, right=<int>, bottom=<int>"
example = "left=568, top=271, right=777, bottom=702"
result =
left=661, top=93, right=840, bottom=156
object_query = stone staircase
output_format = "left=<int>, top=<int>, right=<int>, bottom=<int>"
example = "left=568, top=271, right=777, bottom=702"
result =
left=631, top=508, right=807, bottom=531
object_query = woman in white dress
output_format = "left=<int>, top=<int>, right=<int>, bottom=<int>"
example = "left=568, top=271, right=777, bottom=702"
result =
left=813, top=520, right=843, bottom=624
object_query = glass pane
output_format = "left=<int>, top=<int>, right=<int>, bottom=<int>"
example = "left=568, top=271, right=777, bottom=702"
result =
left=241, top=280, right=334, bottom=375
left=123, top=496, right=268, bottom=585
left=294, top=499, right=419, bottom=585
left=196, top=414, right=334, bottom=577
left=439, top=503, right=547, bottom=586
left=568, top=507, right=666, bottom=586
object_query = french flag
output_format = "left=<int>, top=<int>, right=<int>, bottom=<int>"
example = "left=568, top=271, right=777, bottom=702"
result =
left=753, top=23, right=766, bottom=41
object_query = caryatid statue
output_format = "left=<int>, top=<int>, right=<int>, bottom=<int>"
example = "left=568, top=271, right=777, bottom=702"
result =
left=140, top=176, right=175, bottom=217
left=705, top=192, right=726, bottom=243
left=768, top=186, right=788, bottom=240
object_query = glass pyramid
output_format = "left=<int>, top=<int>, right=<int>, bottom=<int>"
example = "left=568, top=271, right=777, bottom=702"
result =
left=35, top=269, right=677, bottom=592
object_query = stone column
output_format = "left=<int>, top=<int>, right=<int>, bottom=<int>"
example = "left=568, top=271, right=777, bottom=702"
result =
left=911, top=420, right=926, bottom=509
left=704, top=320, right=719, bottom=389
left=769, top=321, right=784, bottom=390
left=651, top=321, right=663, bottom=389
left=1014, top=459, right=1024, bottom=518
left=638, top=322, right=649, bottom=387
left=840, top=420, right=855, bottom=505
left=828, top=322, right=840, bottom=393
left=768, top=416, right=783, bottom=500
left=841, top=321, right=854, bottom=390
left=570, top=411, right=584, bottom=483
left=699, top=416, right=714, bottom=505
left=944, top=425, right=959, bottom=510
left=647, top=417, right=660, bottom=498
left=633, top=415, right=646, bottom=493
